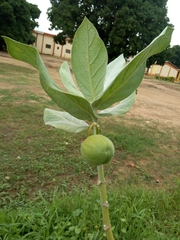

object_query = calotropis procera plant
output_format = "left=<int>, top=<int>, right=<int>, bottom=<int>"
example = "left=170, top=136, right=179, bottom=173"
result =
left=3, top=17, right=173, bottom=239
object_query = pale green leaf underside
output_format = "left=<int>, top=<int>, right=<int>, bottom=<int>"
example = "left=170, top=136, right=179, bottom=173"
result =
left=3, top=36, right=95, bottom=121
left=59, top=61, right=84, bottom=97
left=98, top=91, right=136, bottom=117
left=44, top=108, right=89, bottom=133
left=71, top=17, right=108, bottom=103
left=104, top=54, right=126, bottom=92
left=93, top=26, right=174, bottom=110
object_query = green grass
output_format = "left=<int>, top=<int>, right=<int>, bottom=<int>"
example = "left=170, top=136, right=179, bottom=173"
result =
left=1, top=185, right=180, bottom=239
left=0, top=62, right=37, bottom=74
left=0, top=61, right=180, bottom=239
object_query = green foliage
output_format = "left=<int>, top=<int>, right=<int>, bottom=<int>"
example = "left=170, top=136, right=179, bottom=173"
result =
left=155, top=75, right=175, bottom=82
left=146, top=47, right=172, bottom=69
left=47, top=0, right=172, bottom=63
left=3, top=18, right=173, bottom=133
left=0, top=0, right=41, bottom=50
left=149, top=44, right=180, bottom=69
left=71, top=18, right=108, bottom=103
left=1, top=184, right=180, bottom=239
left=44, top=108, right=89, bottom=133
left=167, top=45, right=180, bottom=68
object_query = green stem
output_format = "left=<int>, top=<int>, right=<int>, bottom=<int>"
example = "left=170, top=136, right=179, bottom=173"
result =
left=97, top=165, right=115, bottom=240
left=92, top=123, right=114, bottom=240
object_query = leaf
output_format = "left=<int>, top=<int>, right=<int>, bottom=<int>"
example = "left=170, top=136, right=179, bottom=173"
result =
left=71, top=17, right=108, bottom=103
left=104, top=54, right=126, bottom=92
left=98, top=91, right=136, bottom=117
left=93, top=26, right=174, bottom=110
left=3, top=36, right=95, bottom=121
left=44, top=108, right=89, bottom=133
left=59, top=61, right=84, bottom=97
left=121, top=228, right=126, bottom=234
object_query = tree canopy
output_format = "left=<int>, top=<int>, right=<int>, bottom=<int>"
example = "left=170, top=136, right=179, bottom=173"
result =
left=167, top=45, right=180, bottom=69
left=47, top=0, right=173, bottom=64
left=0, top=0, right=41, bottom=50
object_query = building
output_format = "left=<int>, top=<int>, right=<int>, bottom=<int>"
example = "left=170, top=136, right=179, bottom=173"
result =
left=32, top=30, right=72, bottom=59
left=148, top=61, right=180, bottom=83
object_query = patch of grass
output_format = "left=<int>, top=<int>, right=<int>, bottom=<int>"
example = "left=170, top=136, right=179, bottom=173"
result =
left=0, top=62, right=37, bottom=74
left=0, top=61, right=180, bottom=239
left=1, top=62, right=180, bottom=194
left=2, top=100, right=179, bottom=199
left=0, top=183, right=180, bottom=239
left=100, top=117, right=180, bottom=186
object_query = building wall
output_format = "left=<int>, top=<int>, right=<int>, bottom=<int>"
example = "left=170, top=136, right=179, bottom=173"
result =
left=32, top=30, right=72, bottom=59
left=174, top=72, right=180, bottom=83
left=61, top=41, right=72, bottom=58
left=148, top=62, right=180, bottom=82
left=42, top=35, right=54, bottom=55
left=53, top=44, right=62, bottom=57
left=33, top=32, right=43, bottom=53
left=169, top=68, right=178, bottom=78
left=149, top=64, right=161, bottom=75
left=160, top=64, right=170, bottom=77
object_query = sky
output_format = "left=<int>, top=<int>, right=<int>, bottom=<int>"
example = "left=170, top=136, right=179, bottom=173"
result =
left=27, top=0, right=180, bottom=46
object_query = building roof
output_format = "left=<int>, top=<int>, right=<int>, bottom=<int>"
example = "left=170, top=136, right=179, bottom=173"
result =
left=164, top=61, right=180, bottom=71
left=152, top=61, right=180, bottom=72
left=32, top=29, right=55, bottom=37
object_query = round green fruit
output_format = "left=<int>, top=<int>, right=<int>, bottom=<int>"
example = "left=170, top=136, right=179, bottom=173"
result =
left=80, top=134, right=115, bottom=166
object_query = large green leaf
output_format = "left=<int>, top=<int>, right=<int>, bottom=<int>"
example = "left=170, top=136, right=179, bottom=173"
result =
left=93, top=26, right=174, bottom=110
left=44, top=108, right=89, bottom=133
left=3, top=36, right=95, bottom=121
left=98, top=91, right=136, bottom=117
left=59, top=61, right=84, bottom=97
left=71, top=17, right=108, bottom=103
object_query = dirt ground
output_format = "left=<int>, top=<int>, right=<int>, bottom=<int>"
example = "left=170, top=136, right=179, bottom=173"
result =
left=1, top=51, right=180, bottom=127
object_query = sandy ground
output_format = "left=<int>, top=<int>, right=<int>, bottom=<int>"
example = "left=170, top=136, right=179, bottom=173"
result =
left=1, top=51, right=180, bottom=127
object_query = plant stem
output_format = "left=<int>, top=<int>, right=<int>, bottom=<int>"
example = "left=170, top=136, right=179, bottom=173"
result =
left=97, top=164, right=115, bottom=240
left=92, top=122, right=114, bottom=239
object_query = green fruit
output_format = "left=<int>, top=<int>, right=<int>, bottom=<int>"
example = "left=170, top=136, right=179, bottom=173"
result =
left=80, top=134, right=115, bottom=166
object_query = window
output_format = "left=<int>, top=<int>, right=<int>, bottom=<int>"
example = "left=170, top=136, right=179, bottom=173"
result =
left=45, top=44, right=51, bottom=49
left=57, top=46, right=59, bottom=50
left=65, top=49, right=71, bottom=54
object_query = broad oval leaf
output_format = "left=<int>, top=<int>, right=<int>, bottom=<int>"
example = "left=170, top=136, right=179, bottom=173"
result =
left=93, top=26, right=174, bottom=110
left=98, top=91, right=136, bottom=117
left=44, top=108, right=89, bottom=133
left=71, top=17, right=108, bottom=103
left=3, top=36, right=96, bottom=121
left=59, top=61, right=84, bottom=97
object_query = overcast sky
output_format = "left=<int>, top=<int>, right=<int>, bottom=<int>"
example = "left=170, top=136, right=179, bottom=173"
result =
left=27, top=0, right=179, bottom=46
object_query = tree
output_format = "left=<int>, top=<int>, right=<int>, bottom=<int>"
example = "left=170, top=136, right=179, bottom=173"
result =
left=167, top=45, right=180, bottom=68
left=146, top=46, right=173, bottom=68
left=0, top=0, right=41, bottom=50
left=47, top=0, right=173, bottom=63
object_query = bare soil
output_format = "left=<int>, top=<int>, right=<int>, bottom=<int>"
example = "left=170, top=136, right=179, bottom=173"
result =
left=1, top=51, right=180, bottom=127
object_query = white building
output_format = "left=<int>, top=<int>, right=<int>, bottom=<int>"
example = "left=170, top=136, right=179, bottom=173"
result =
left=32, top=30, right=72, bottom=59
left=148, top=61, right=180, bottom=83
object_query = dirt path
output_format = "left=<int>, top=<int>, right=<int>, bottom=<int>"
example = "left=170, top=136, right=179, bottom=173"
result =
left=1, top=51, right=180, bottom=127
left=128, top=79, right=180, bottom=127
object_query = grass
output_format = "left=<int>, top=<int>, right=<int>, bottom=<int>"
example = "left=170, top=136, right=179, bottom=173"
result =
left=0, top=61, right=180, bottom=239
left=1, top=185, right=180, bottom=239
